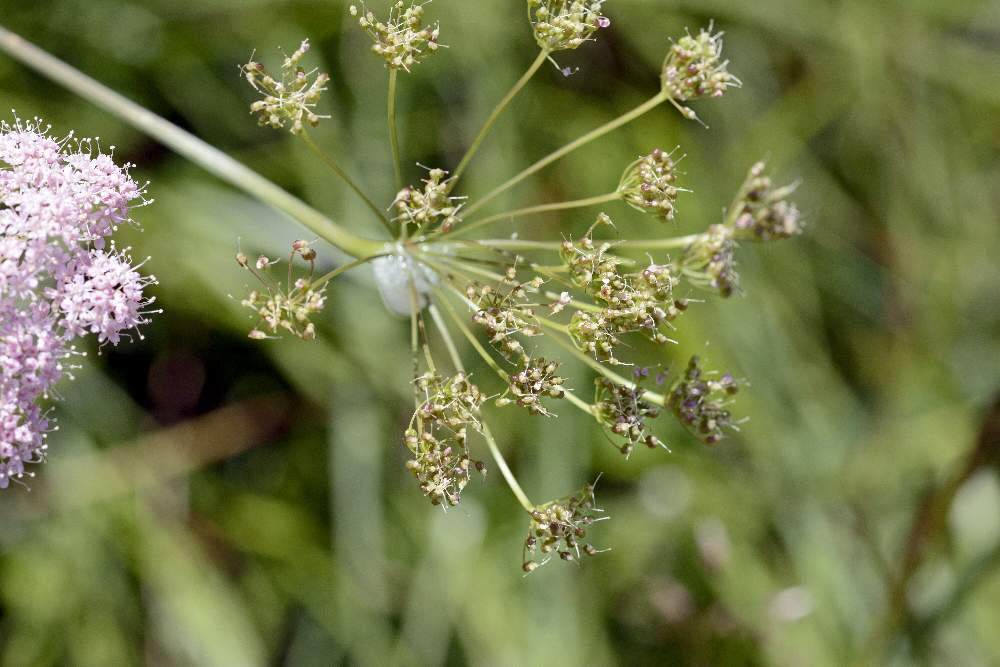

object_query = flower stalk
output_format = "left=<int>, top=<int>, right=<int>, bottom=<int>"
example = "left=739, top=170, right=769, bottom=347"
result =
left=0, top=25, right=384, bottom=260
left=298, top=130, right=393, bottom=234
left=456, top=191, right=620, bottom=237
left=463, top=90, right=670, bottom=217
left=388, top=68, right=403, bottom=191
left=450, top=48, right=551, bottom=187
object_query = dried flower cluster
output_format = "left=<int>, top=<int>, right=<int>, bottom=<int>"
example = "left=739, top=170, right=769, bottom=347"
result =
left=393, top=168, right=462, bottom=233
left=233, top=3, right=803, bottom=570
left=1, top=117, right=157, bottom=489
left=679, top=223, right=740, bottom=297
left=562, top=220, right=686, bottom=362
left=594, top=376, right=663, bottom=456
left=237, top=240, right=326, bottom=340
left=661, top=26, right=739, bottom=102
left=405, top=372, right=486, bottom=506
left=523, top=481, right=605, bottom=571
left=468, top=268, right=543, bottom=362
left=243, top=39, right=330, bottom=134
left=730, top=161, right=802, bottom=241
left=676, top=161, right=803, bottom=298
left=497, top=357, right=566, bottom=417
left=528, top=0, right=610, bottom=52
left=619, top=148, right=684, bottom=222
left=665, top=356, right=743, bottom=444
left=350, top=1, right=441, bottom=71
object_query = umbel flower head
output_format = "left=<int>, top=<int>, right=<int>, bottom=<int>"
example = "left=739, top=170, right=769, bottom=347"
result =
left=676, top=159, right=803, bottom=298
left=351, top=1, right=442, bottom=71
left=661, top=26, right=739, bottom=102
left=1, top=116, right=157, bottom=489
left=527, top=0, right=610, bottom=52
left=665, top=356, right=743, bottom=445
left=469, top=267, right=543, bottom=362
left=679, top=223, right=739, bottom=298
left=497, top=356, right=566, bottom=417
left=523, top=480, right=606, bottom=572
left=237, top=240, right=327, bottom=341
left=562, top=216, right=687, bottom=362
left=405, top=372, right=487, bottom=506
left=594, top=374, right=664, bottom=457
left=393, top=168, right=463, bottom=233
left=228, top=7, right=802, bottom=571
left=243, top=39, right=330, bottom=134
left=730, top=161, right=803, bottom=241
left=619, top=148, right=685, bottom=222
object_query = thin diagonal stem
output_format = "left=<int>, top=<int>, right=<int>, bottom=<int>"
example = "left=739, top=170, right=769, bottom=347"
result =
left=453, top=191, right=620, bottom=238
left=388, top=68, right=403, bottom=192
left=564, top=390, right=596, bottom=417
left=462, top=239, right=566, bottom=252
left=299, top=130, right=393, bottom=235
left=466, top=233, right=701, bottom=253
left=427, top=298, right=534, bottom=513
left=620, top=234, right=701, bottom=251
left=0, top=25, right=384, bottom=260
left=463, top=90, right=670, bottom=217
left=310, top=253, right=385, bottom=290
left=450, top=48, right=550, bottom=187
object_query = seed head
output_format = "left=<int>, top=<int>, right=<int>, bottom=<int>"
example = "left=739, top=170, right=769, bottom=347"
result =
left=243, top=39, right=330, bottom=134
left=527, top=0, right=609, bottom=52
left=594, top=376, right=664, bottom=456
left=619, top=148, right=685, bottom=222
left=665, top=356, right=743, bottom=444
left=729, top=161, right=803, bottom=241
left=679, top=223, right=739, bottom=298
left=562, top=217, right=686, bottom=354
left=661, top=26, right=740, bottom=122
left=468, top=269, right=543, bottom=362
left=350, top=1, right=442, bottom=71
left=239, top=241, right=326, bottom=340
left=523, top=480, right=607, bottom=571
left=393, top=168, right=463, bottom=234
left=406, top=372, right=486, bottom=506
left=568, top=310, right=623, bottom=364
left=498, top=357, right=566, bottom=417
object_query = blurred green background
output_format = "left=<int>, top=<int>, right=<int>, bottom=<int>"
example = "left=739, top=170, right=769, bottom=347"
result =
left=2, top=0, right=1000, bottom=665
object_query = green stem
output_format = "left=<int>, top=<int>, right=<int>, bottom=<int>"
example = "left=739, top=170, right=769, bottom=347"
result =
left=0, top=25, right=384, bottom=260
left=465, top=239, right=566, bottom=252
left=619, top=233, right=701, bottom=251
left=310, top=253, right=385, bottom=290
left=454, top=191, right=620, bottom=238
left=463, top=90, right=670, bottom=217
left=482, top=423, right=535, bottom=513
left=427, top=297, right=534, bottom=513
left=450, top=48, right=550, bottom=188
left=564, top=391, right=597, bottom=418
left=409, top=285, right=421, bottom=410
left=466, top=233, right=700, bottom=253
left=388, top=68, right=403, bottom=192
left=421, top=252, right=502, bottom=284
left=299, top=131, right=393, bottom=235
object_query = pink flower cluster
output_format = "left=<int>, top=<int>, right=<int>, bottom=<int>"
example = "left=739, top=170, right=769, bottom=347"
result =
left=1, top=117, right=158, bottom=489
